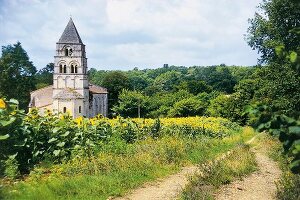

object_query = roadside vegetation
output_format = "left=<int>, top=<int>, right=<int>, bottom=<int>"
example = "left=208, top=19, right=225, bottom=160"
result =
left=0, top=99, right=254, bottom=199
left=254, top=134, right=300, bottom=200
left=181, top=142, right=257, bottom=200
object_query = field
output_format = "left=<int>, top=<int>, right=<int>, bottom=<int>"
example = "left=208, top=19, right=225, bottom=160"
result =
left=0, top=101, right=255, bottom=199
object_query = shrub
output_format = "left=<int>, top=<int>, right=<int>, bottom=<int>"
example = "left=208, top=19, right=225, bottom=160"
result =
left=4, top=155, right=20, bottom=179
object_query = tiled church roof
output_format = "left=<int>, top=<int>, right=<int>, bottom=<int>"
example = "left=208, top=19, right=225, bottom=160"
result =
left=54, top=88, right=84, bottom=99
left=58, top=18, right=83, bottom=44
left=29, top=84, right=108, bottom=108
left=89, top=84, right=108, bottom=94
left=29, top=85, right=53, bottom=108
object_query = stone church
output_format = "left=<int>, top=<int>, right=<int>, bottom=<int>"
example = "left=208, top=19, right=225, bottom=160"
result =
left=29, top=18, right=108, bottom=118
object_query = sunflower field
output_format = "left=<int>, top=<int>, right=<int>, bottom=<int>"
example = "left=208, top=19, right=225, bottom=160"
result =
left=0, top=98, right=241, bottom=177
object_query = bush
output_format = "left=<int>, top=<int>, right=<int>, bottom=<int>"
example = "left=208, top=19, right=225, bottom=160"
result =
left=277, top=173, right=300, bottom=200
left=168, top=97, right=205, bottom=117
left=4, top=156, right=20, bottom=179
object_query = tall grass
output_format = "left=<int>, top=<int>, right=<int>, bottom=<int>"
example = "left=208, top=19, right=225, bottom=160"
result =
left=254, top=133, right=300, bottom=200
left=0, top=127, right=254, bottom=200
left=181, top=143, right=257, bottom=200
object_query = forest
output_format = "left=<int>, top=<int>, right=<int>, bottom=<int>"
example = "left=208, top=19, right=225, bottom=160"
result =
left=0, top=0, right=299, bottom=199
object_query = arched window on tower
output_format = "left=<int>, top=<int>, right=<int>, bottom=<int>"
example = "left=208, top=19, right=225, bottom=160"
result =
left=63, top=65, right=67, bottom=73
left=64, top=46, right=73, bottom=56
left=65, top=48, right=68, bottom=56
left=75, top=66, right=78, bottom=73
left=71, top=65, right=74, bottom=73
left=79, top=106, right=81, bottom=113
left=63, top=107, right=66, bottom=113
left=59, top=65, right=63, bottom=73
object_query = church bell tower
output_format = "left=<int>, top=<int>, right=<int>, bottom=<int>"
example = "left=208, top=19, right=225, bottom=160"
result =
left=52, top=18, right=89, bottom=118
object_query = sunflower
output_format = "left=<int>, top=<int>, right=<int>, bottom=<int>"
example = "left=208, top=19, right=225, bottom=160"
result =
left=0, top=99, right=6, bottom=109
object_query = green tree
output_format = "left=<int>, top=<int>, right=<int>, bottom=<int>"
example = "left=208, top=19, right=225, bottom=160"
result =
left=89, top=69, right=108, bottom=86
left=192, top=66, right=237, bottom=93
left=101, top=71, right=131, bottom=109
left=112, top=89, right=148, bottom=118
left=247, top=0, right=300, bottom=64
left=153, top=71, right=181, bottom=91
left=35, top=63, right=54, bottom=89
left=128, top=75, right=150, bottom=91
left=176, top=80, right=212, bottom=95
left=207, top=94, right=245, bottom=123
left=246, top=0, right=300, bottom=116
left=0, top=42, right=37, bottom=109
left=147, top=90, right=193, bottom=117
left=252, top=63, right=300, bottom=116
left=168, top=97, right=205, bottom=117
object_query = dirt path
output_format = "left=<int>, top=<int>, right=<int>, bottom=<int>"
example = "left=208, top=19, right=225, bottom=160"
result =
left=215, top=148, right=282, bottom=200
left=113, top=134, right=281, bottom=200
left=113, top=165, right=200, bottom=200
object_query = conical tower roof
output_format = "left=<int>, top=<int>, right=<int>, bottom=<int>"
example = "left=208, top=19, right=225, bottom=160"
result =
left=58, top=18, right=83, bottom=44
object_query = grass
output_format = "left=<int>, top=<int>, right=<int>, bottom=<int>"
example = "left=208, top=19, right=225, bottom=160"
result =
left=0, top=127, right=255, bottom=200
left=181, top=143, right=257, bottom=200
left=253, top=133, right=300, bottom=200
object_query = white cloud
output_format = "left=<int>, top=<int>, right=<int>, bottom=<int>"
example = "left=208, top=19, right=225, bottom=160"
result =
left=0, top=0, right=261, bottom=70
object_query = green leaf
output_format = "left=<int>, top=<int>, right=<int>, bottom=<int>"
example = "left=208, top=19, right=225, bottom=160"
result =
left=53, top=150, right=60, bottom=156
left=0, top=117, right=16, bottom=127
left=52, top=127, right=61, bottom=133
left=290, top=160, right=300, bottom=174
left=9, top=99, right=19, bottom=105
left=280, top=115, right=296, bottom=125
left=48, top=138, right=58, bottom=143
left=57, top=142, right=65, bottom=147
left=34, top=151, right=44, bottom=157
left=290, top=51, right=297, bottom=63
left=289, top=126, right=300, bottom=135
left=275, top=45, right=284, bottom=56
left=61, top=131, right=70, bottom=137
left=8, top=153, right=18, bottom=159
left=292, top=140, right=300, bottom=154
left=0, top=134, right=9, bottom=140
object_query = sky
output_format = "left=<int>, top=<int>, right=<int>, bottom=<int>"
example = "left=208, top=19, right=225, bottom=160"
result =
left=0, top=0, right=262, bottom=70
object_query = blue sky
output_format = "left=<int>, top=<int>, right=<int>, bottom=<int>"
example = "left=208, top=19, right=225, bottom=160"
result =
left=0, top=0, right=261, bottom=70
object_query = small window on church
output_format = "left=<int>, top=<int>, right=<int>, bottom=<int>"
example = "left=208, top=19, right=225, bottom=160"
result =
left=59, top=65, right=63, bottom=73
left=75, top=66, right=78, bottom=73
left=71, top=65, right=74, bottom=73
left=65, top=49, right=68, bottom=56
left=63, top=65, right=67, bottom=73
left=63, top=107, right=66, bottom=113
left=79, top=106, right=81, bottom=113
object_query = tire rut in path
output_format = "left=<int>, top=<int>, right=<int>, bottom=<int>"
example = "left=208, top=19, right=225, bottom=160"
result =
left=113, top=135, right=281, bottom=200
left=113, top=165, right=200, bottom=200
left=214, top=148, right=282, bottom=200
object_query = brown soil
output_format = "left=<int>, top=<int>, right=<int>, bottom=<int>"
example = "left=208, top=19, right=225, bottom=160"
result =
left=113, top=135, right=281, bottom=200
left=113, top=165, right=200, bottom=200
left=214, top=148, right=282, bottom=200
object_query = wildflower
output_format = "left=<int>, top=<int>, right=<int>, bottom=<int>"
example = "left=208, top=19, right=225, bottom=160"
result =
left=90, top=118, right=96, bottom=126
left=75, top=116, right=83, bottom=127
left=0, top=99, right=6, bottom=109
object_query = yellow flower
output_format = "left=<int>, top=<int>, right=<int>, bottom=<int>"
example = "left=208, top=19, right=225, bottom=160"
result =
left=90, top=118, right=96, bottom=126
left=75, top=116, right=83, bottom=127
left=0, top=99, right=6, bottom=109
